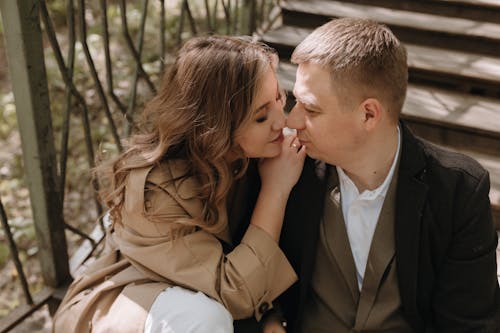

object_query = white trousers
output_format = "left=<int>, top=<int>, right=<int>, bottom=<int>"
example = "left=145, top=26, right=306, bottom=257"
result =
left=144, top=286, right=234, bottom=333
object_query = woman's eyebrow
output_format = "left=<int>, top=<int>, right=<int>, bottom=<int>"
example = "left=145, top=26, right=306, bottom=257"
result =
left=255, top=82, right=281, bottom=113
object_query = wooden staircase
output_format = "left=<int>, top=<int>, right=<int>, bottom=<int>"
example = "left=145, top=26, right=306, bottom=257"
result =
left=260, top=0, right=500, bottom=232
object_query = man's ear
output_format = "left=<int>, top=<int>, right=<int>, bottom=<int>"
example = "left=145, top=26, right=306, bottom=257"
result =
left=360, top=98, right=383, bottom=130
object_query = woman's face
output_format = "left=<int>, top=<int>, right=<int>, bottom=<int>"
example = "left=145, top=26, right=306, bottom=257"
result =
left=235, top=66, right=286, bottom=158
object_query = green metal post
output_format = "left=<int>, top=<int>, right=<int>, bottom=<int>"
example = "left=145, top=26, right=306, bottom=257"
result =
left=0, top=0, right=70, bottom=288
left=240, top=0, right=257, bottom=35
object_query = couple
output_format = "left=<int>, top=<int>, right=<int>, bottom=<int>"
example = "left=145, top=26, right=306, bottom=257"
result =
left=53, top=18, right=499, bottom=333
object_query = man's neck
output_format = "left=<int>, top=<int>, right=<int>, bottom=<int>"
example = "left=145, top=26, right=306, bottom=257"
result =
left=343, top=125, right=399, bottom=193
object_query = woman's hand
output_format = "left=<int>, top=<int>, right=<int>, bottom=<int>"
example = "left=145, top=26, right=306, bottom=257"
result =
left=258, top=134, right=306, bottom=195
left=250, top=134, right=306, bottom=242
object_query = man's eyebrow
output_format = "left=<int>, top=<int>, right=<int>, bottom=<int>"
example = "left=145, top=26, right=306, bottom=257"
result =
left=293, top=91, right=321, bottom=111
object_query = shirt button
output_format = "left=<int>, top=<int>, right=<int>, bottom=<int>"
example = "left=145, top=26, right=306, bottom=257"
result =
left=258, top=302, right=269, bottom=314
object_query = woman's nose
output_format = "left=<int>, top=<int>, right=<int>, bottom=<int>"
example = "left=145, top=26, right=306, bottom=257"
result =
left=271, top=105, right=286, bottom=131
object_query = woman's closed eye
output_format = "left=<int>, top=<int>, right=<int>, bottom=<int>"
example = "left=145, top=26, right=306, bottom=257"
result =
left=256, top=115, right=268, bottom=123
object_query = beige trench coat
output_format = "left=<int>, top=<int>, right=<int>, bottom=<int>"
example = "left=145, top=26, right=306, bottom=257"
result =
left=53, top=160, right=297, bottom=333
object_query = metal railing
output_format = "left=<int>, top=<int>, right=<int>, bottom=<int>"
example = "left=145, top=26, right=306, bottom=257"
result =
left=0, top=0, right=281, bottom=331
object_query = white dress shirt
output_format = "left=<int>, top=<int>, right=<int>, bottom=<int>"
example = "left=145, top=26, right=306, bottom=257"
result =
left=335, top=127, right=401, bottom=290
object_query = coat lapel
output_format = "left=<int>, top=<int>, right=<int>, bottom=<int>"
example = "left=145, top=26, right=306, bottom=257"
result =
left=395, top=122, right=429, bottom=330
left=323, top=171, right=360, bottom=304
left=281, top=158, right=328, bottom=313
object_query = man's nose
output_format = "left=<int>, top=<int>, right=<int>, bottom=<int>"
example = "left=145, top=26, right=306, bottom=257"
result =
left=286, top=104, right=304, bottom=130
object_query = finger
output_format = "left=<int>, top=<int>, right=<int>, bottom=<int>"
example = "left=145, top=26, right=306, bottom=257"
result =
left=290, top=136, right=300, bottom=149
left=297, top=143, right=307, bottom=157
left=283, top=133, right=295, bottom=147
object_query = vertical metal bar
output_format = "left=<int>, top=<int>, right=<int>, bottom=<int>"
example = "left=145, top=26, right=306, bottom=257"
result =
left=159, top=0, right=166, bottom=74
left=239, top=0, right=256, bottom=35
left=176, top=0, right=186, bottom=46
left=100, top=0, right=128, bottom=121
left=59, top=0, right=76, bottom=203
left=0, top=197, right=33, bottom=305
left=204, top=0, right=213, bottom=32
left=259, top=0, right=266, bottom=26
left=221, top=0, right=231, bottom=34
left=212, top=0, right=219, bottom=32
left=233, top=0, right=239, bottom=34
left=0, top=0, right=70, bottom=288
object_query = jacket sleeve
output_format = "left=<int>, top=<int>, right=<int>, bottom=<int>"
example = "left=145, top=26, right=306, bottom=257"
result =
left=114, top=167, right=297, bottom=321
left=433, top=170, right=500, bottom=332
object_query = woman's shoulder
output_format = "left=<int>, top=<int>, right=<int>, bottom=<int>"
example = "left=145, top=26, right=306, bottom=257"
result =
left=147, top=159, right=191, bottom=187
left=146, top=159, right=201, bottom=207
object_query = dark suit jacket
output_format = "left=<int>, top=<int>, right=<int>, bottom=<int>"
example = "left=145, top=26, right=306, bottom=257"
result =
left=278, top=122, right=500, bottom=333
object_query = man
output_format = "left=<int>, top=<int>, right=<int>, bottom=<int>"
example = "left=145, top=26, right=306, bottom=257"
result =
left=275, top=18, right=499, bottom=332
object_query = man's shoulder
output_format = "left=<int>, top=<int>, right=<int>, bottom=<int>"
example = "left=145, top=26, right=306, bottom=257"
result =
left=414, top=136, right=487, bottom=183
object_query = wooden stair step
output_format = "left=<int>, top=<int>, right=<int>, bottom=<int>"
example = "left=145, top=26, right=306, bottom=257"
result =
left=262, top=25, right=500, bottom=97
left=280, top=0, right=500, bottom=56
left=277, top=62, right=500, bottom=229
left=277, top=61, right=500, bottom=155
left=336, top=0, right=500, bottom=24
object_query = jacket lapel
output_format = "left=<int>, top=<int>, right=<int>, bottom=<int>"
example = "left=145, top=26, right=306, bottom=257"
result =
left=282, top=158, right=328, bottom=312
left=395, top=122, right=429, bottom=331
left=323, top=171, right=360, bottom=304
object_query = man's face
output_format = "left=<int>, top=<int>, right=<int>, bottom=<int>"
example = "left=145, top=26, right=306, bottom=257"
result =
left=287, top=62, right=364, bottom=167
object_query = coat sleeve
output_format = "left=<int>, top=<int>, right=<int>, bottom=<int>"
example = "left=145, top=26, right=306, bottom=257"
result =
left=114, top=166, right=297, bottom=321
left=433, top=170, right=500, bottom=332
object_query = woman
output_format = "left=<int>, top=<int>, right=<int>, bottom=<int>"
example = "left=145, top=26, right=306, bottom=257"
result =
left=53, top=35, right=306, bottom=333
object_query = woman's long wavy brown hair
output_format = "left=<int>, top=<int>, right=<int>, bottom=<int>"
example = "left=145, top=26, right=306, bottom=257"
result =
left=96, top=35, right=278, bottom=234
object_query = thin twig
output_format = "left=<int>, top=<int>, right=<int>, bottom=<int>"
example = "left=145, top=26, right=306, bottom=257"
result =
left=184, top=0, right=198, bottom=35
left=0, top=198, right=33, bottom=305
left=64, top=222, right=96, bottom=246
left=118, top=0, right=157, bottom=95
left=78, top=0, right=123, bottom=151
left=99, top=0, right=129, bottom=122
left=124, top=0, right=150, bottom=137
left=39, top=0, right=96, bottom=169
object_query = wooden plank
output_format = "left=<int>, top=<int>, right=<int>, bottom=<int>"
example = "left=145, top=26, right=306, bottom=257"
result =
left=0, top=1, right=70, bottom=287
left=282, top=0, right=500, bottom=41
left=263, top=25, right=500, bottom=95
left=438, top=0, right=500, bottom=6
left=335, top=0, right=500, bottom=24
left=281, top=0, right=500, bottom=56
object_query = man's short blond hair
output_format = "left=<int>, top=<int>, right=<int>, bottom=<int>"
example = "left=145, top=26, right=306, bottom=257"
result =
left=292, top=18, right=408, bottom=120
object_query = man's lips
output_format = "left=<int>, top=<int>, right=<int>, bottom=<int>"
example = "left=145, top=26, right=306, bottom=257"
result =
left=298, top=138, right=308, bottom=144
